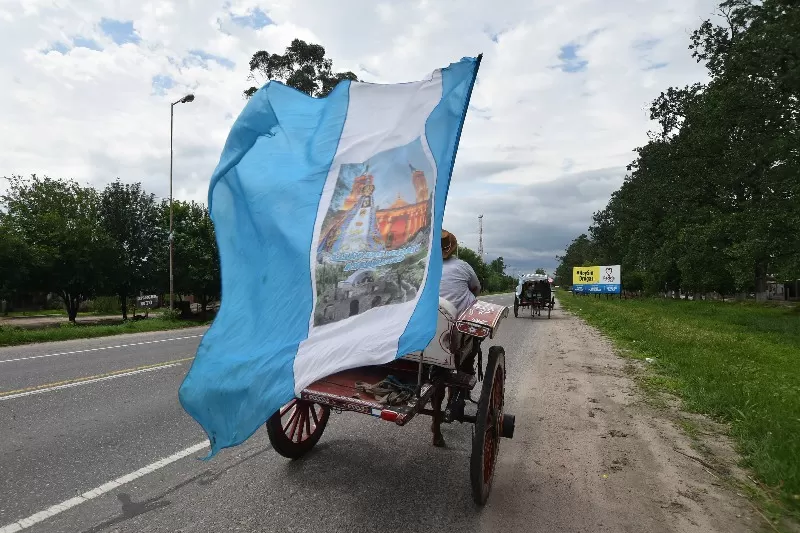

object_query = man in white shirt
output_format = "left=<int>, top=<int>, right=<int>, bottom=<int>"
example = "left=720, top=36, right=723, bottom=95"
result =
left=431, top=230, right=482, bottom=447
left=439, top=230, right=481, bottom=316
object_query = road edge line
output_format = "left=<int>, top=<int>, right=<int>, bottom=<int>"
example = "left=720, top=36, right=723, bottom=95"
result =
left=0, top=441, right=210, bottom=533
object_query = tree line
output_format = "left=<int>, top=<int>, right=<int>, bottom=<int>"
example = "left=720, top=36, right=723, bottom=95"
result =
left=456, top=247, right=519, bottom=294
left=0, top=173, right=519, bottom=321
left=0, top=174, right=220, bottom=320
left=555, top=0, right=799, bottom=299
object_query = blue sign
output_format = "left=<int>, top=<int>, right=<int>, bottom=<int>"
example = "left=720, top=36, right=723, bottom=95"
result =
left=573, top=284, right=620, bottom=294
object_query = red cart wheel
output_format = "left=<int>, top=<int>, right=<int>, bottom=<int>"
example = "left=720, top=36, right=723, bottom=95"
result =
left=266, top=399, right=330, bottom=459
left=470, top=346, right=505, bottom=505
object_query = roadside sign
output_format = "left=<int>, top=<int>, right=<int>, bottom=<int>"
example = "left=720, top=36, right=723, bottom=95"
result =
left=136, top=295, right=159, bottom=308
left=572, top=265, right=621, bottom=294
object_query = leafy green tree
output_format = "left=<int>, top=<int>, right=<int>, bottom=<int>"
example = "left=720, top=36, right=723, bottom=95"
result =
left=554, top=234, right=596, bottom=286
left=0, top=213, right=31, bottom=308
left=244, top=39, right=359, bottom=98
left=99, top=180, right=159, bottom=319
left=153, top=200, right=221, bottom=316
left=456, top=245, right=489, bottom=291
left=489, top=256, right=506, bottom=275
left=535, top=268, right=546, bottom=275
left=1, top=175, right=113, bottom=321
left=557, top=0, right=799, bottom=300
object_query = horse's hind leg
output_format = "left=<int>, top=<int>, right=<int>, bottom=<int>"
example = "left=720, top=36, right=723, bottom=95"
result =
left=430, top=383, right=446, bottom=447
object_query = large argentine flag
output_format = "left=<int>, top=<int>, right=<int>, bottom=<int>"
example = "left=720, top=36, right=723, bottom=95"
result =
left=179, top=56, right=481, bottom=456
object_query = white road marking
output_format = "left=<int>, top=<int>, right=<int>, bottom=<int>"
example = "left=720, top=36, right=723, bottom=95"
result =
left=0, top=441, right=210, bottom=533
left=0, top=363, right=183, bottom=401
left=0, top=334, right=204, bottom=364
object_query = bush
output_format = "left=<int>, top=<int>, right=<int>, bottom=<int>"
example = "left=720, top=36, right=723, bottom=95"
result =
left=158, top=307, right=181, bottom=321
left=86, top=295, right=122, bottom=314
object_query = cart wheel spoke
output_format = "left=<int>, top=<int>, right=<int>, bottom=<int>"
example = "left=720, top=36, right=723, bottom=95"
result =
left=304, top=407, right=313, bottom=439
left=310, top=405, right=321, bottom=426
left=282, top=405, right=300, bottom=434
left=280, top=399, right=297, bottom=416
left=288, top=407, right=302, bottom=441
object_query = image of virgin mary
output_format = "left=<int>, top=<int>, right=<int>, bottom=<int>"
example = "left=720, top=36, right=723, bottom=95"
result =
left=318, top=183, right=384, bottom=256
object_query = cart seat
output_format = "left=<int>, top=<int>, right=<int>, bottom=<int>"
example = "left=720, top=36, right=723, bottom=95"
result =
left=438, top=297, right=458, bottom=322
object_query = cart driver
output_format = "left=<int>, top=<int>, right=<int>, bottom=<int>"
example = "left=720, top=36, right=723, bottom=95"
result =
left=439, top=229, right=481, bottom=316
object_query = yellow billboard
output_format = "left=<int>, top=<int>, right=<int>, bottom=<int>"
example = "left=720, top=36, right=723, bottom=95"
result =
left=572, top=265, right=621, bottom=294
left=572, top=266, right=599, bottom=285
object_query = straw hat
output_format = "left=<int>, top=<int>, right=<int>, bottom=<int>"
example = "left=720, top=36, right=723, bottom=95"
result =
left=441, top=230, right=457, bottom=259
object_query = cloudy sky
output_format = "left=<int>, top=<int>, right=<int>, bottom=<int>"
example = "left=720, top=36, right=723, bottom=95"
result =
left=0, top=0, right=718, bottom=275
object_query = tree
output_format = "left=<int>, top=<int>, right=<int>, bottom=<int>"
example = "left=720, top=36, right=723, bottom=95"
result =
left=0, top=213, right=31, bottom=308
left=244, top=39, right=359, bottom=98
left=535, top=268, right=546, bottom=275
left=1, top=175, right=113, bottom=321
left=99, top=180, right=159, bottom=319
left=555, top=0, right=800, bottom=299
left=456, top=245, right=488, bottom=291
left=489, top=257, right=506, bottom=275
left=154, top=200, right=221, bottom=317
left=554, top=234, right=596, bottom=286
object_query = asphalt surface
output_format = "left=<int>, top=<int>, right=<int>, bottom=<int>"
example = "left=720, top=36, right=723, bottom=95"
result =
left=1, top=295, right=544, bottom=533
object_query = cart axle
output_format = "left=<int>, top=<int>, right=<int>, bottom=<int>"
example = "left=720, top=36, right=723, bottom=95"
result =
left=501, top=413, right=515, bottom=439
left=420, top=409, right=515, bottom=439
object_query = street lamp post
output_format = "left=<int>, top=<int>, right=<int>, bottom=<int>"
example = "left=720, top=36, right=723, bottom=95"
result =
left=169, top=93, right=195, bottom=311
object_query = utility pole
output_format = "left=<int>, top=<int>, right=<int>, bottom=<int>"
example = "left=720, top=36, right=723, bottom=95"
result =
left=169, top=93, right=195, bottom=311
left=478, top=214, right=484, bottom=258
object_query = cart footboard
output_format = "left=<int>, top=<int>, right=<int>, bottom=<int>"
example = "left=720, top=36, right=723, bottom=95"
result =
left=299, top=360, right=435, bottom=425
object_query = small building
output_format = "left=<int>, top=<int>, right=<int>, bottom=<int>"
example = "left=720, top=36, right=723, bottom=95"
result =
left=316, top=269, right=403, bottom=325
left=767, top=277, right=800, bottom=301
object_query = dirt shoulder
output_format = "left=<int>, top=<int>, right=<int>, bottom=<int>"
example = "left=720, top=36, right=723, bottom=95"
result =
left=481, top=299, right=771, bottom=533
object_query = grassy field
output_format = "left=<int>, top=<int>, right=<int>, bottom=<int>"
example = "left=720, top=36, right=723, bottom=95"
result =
left=0, top=317, right=210, bottom=347
left=558, top=292, right=800, bottom=515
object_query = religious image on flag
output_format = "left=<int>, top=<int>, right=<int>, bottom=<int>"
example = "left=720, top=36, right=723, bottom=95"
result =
left=179, top=56, right=481, bottom=456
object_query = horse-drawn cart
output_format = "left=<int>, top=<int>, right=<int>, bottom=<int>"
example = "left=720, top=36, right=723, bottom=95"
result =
left=265, top=298, right=515, bottom=505
left=514, top=274, right=554, bottom=319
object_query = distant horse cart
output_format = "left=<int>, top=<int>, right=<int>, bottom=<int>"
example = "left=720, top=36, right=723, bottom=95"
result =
left=513, top=274, right=554, bottom=319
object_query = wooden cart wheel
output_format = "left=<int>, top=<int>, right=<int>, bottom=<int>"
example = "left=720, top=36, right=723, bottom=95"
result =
left=513, top=297, right=519, bottom=318
left=547, top=305, right=551, bottom=319
left=470, top=346, right=505, bottom=505
left=266, top=399, right=330, bottom=459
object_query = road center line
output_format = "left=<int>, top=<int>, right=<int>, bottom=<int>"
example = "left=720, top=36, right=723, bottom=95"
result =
left=0, top=440, right=210, bottom=533
left=0, top=357, right=195, bottom=401
left=0, top=333, right=204, bottom=364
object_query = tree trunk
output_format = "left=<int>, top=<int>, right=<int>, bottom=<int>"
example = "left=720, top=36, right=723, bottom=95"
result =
left=64, top=293, right=79, bottom=322
left=120, top=291, right=128, bottom=320
left=200, top=295, right=208, bottom=320
left=754, top=263, right=768, bottom=302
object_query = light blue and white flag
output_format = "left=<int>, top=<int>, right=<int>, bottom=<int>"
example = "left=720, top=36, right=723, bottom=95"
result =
left=179, top=56, right=481, bottom=456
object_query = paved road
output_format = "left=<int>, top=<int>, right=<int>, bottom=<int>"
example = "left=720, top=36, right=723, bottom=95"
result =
left=1, top=296, right=525, bottom=533
left=0, top=295, right=758, bottom=533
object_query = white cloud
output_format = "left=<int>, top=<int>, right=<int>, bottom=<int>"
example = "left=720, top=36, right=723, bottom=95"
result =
left=0, top=0, right=717, bottom=273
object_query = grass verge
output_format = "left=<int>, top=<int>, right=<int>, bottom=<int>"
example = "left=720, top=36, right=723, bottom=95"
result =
left=481, top=290, right=514, bottom=296
left=4, top=309, right=67, bottom=317
left=558, top=291, right=800, bottom=520
left=0, top=318, right=210, bottom=347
